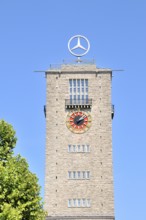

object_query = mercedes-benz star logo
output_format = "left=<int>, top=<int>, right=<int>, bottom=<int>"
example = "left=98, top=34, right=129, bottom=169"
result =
left=68, top=35, right=90, bottom=57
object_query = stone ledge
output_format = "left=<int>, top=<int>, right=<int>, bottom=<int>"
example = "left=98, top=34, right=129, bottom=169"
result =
left=46, top=216, right=115, bottom=220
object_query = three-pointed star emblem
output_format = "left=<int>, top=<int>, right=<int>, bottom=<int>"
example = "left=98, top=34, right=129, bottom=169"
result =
left=71, top=37, right=86, bottom=51
left=68, top=35, right=90, bottom=57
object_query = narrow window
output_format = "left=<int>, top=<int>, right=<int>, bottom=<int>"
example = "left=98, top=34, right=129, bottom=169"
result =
left=77, top=145, right=80, bottom=152
left=82, top=199, right=86, bottom=207
left=74, top=95, right=76, bottom=104
left=81, top=79, right=84, bottom=86
left=73, top=171, right=76, bottom=179
left=87, top=199, right=91, bottom=207
left=82, top=95, right=84, bottom=104
left=73, top=199, right=76, bottom=207
left=70, top=95, right=72, bottom=104
left=82, top=171, right=85, bottom=179
left=77, top=95, right=80, bottom=104
left=85, top=79, right=88, bottom=87
left=78, top=199, right=81, bottom=207
left=69, top=79, right=72, bottom=87
left=86, top=94, right=88, bottom=104
left=87, top=171, right=90, bottom=179
left=77, top=80, right=80, bottom=95
left=87, top=145, right=90, bottom=152
left=73, top=145, right=76, bottom=152
left=77, top=79, right=80, bottom=87
left=77, top=171, right=80, bottom=179
left=69, top=80, right=73, bottom=104
left=82, top=145, right=85, bottom=152
left=68, top=145, right=71, bottom=152
left=73, top=79, right=76, bottom=87
left=68, top=171, right=72, bottom=179
left=68, top=199, right=71, bottom=207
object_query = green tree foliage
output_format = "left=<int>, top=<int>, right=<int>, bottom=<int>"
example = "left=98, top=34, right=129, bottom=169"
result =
left=0, top=120, right=17, bottom=161
left=0, top=120, right=46, bottom=220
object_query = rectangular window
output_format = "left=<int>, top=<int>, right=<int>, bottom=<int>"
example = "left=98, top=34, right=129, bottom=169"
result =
left=68, top=144, right=90, bottom=153
left=73, top=171, right=76, bottom=179
left=68, top=145, right=71, bottom=152
left=73, top=199, right=76, bottom=207
left=70, top=95, right=72, bottom=104
left=87, top=171, right=90, bottom=179
left=77, top=79, right=80, bottom=87
left=86, top=95, right=88, bottom=104
left=85, top=79, right=88, bottom=86
left=82, top=145, right=85, bottom=152
left=77, top=95, right=80, bottom=104
left=87, top=199, right=91, bottom=207
left=68, top=171, right=90, bottom=180
left=73, top=145, right=76, bottom=152
left=82, top=95, right=84, bottom=103
left=81, top=79, right=84, bottom=86
left=69, top=79, right=72, bottom=87
left=82, top=171, right=85, bottom=179
left=68, top=199, right=91, bottom=208
left=68, top=171, right=72, bottom=179
left=77, top=171, right=80, bottom=179
left=78, top=199, right=81, bottom=207
left=77, top=145, right=80, bottom=152
left=82, top=199, right=86, bottom=207
left=69, top=79, right=88, bottom=105
left=86, top=145, right=90, bottom=152
left=73, top=79, right=76, bottom=86
left=74, top=95, right=76, bottom=104
left=68, top=199, right=71, bottom=207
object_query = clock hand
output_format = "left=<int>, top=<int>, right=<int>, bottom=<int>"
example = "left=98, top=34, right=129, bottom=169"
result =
left=76, top=115, right=87, bottom=124
left=78, top=115, right=87, bottom=122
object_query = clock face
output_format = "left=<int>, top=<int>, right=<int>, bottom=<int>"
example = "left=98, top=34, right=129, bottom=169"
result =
left=66, top=110, right=92, bottom=133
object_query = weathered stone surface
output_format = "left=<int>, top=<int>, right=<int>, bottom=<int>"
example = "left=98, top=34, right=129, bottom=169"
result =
left=44, top=64, right=114, bottom=220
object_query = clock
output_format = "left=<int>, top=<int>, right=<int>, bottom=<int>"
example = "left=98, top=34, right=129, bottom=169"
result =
left=66, top=110, right=92, bottom=133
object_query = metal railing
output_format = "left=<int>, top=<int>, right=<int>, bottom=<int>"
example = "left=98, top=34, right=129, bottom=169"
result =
left=49, top=59, right=96, bottom=70
left=65, top=99, right=92, bottom=109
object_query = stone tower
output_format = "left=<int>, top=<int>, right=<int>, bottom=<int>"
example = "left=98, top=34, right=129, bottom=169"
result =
left=44, top=36, right=115, bottom=220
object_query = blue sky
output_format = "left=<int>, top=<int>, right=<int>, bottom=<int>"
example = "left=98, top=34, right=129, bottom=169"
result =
left=0, top=1, right=146, bottom=220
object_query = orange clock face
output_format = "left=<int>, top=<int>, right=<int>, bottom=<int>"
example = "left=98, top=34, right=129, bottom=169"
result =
left=66, top=111, right=92, bottom=133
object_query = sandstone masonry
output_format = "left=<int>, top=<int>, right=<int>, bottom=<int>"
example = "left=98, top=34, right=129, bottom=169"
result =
left=44, top=64, right=115, bottom=220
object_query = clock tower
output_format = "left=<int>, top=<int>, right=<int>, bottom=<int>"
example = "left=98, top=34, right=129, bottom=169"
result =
left=44, top=36, right=115, bottom=220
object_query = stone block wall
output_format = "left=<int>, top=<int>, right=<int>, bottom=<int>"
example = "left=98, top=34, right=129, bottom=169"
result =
left=44, top=64, right=114, bottom=220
